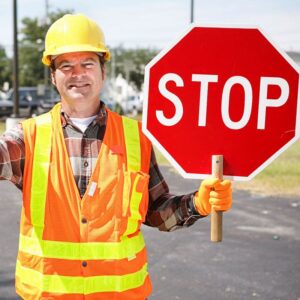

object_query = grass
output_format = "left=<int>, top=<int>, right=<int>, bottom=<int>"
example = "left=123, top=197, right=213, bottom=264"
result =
left=234, top=140, right=300, bottom=197
left=154, top=141, right=300, bottom=198
left=0, top=121, right=5, bottom=133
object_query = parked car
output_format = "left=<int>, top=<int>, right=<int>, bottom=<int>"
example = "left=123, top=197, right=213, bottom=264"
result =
left=0, top=96, right=13, bottom=117
left=37, top=97, right=60, bottom=115
left=36, top=89, right=60, bottom=114
left=126, top=95, right=143, bottom=114
left=113, top=95, right=143, bottom=116
left=5, top=87, right=59, bottom=117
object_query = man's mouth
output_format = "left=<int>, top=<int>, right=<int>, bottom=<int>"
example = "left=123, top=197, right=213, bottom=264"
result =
left=68, top=83, right=90, bottom=89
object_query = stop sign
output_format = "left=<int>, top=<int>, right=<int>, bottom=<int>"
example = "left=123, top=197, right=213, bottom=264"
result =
left=142, top=26, right=300, bottom=180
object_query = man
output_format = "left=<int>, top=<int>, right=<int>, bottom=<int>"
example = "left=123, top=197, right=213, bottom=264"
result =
left=0, top=14, right=232, bottom=300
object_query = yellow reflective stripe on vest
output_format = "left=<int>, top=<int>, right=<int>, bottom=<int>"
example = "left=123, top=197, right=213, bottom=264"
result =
left=122, top=117, right=145, bottom=236
left=123, top=174, right=143, bottom=236
left=31, top=112, right=52, bottom=230
left=16, top=260, right=148, bottom=294
left=19, top=231, right=145, bottom=260
left=122, top=117, right=141, bottom=172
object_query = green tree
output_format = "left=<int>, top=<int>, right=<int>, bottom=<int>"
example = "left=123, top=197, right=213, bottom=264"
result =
left=0, top=46, right=12, bottom=90
left=19, top=9, right=73, bottom=86
left=18, top=11, right=158, bottom=91
left=107, top=46, right=159, bottom=91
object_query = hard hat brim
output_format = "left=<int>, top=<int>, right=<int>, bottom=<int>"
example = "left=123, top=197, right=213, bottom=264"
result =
left=42, top=44, right=110, bottom=66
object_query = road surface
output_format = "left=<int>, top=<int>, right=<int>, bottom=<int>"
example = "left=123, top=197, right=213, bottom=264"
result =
left=0, top=165, right=299, bottom=300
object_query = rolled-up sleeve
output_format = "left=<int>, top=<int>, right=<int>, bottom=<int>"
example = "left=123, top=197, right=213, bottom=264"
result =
left=145, top=148, right=204, bottom=231
left=0, top=124, right=25, bottom=188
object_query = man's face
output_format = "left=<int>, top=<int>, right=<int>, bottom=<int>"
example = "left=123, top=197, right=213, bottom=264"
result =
left=51, top=52, right=105, bottom=108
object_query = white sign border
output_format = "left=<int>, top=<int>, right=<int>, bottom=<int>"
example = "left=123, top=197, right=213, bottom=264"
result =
left=142, top=24, right=300, bottom=181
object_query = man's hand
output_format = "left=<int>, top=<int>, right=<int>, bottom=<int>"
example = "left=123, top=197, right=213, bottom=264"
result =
left=194, top=178, right=232, bottom=216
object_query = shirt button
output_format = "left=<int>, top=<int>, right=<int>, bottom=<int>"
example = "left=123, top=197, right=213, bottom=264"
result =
left=83, top=161, right=89, bottom=167
left=81, top=217, right=87, bottom=224
left=82, top=261, right=88, bottom=267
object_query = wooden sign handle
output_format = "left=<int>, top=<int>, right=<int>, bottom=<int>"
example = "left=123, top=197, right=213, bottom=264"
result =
left=211, top=155, right=223, bottom=242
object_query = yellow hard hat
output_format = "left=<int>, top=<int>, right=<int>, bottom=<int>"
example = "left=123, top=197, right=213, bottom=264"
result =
left=42, top=14, right=111, bottom=66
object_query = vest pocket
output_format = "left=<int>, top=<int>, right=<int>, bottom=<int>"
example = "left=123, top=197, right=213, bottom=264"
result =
left=121, top=171, right=150, bottom=236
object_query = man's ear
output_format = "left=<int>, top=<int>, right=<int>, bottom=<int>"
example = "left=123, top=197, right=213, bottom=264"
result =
left=51, top=71, right=56, bottom=86
left=102, top=65, right=106, bottom=81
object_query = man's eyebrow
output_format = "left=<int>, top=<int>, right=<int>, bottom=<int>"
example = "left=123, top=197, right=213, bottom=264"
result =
left=56, top=57, right=97, bottom=67
left=81, top=57, right=98, bottom=62
left=55, top=59, right=71, bottom=67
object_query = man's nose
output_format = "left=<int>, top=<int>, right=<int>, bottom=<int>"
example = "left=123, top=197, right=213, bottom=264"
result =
left=72, top=64, right=85, bottom=76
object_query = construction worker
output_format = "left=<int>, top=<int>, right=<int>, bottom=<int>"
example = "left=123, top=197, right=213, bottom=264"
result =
left=0, top=14, right=232, bottom=300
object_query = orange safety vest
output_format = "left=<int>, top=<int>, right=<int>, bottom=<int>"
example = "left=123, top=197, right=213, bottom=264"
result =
left=17, top=103, right=152, bottom=300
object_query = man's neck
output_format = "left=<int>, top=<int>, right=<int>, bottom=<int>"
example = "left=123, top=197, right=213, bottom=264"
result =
left=61, top=101, right=100, bottom=118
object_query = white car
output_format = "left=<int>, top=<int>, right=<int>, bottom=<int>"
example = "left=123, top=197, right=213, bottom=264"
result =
left=123, top=95, right=143, bottom=115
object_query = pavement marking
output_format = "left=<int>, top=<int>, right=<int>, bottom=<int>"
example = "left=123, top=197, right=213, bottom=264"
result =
left=236, top=225, right=296, bottom=237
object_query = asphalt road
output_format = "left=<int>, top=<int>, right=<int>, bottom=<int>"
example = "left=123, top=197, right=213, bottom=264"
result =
left=0, top=165, right=299, bottom=300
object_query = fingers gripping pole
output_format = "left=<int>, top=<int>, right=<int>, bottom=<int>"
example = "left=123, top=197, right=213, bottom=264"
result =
left=211, top=155, right=223, bottom=242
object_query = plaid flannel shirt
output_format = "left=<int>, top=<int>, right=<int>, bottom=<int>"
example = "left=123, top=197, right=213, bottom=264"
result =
left=0, top=103, right=202, bottom=231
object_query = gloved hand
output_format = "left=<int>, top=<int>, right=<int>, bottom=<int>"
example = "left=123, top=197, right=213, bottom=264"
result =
left=194, top=178, right=232, bottom=216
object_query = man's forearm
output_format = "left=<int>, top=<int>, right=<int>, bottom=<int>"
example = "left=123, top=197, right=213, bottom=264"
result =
left=0, top=125, right=25, bottom=187
left=145, top=192, right=203, bottom=231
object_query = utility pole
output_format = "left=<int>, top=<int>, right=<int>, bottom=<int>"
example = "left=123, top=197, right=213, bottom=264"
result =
left=44, top=0, right=49, bottom=90
left=190, top=0, right=194, bottom=23
left=111, top=48, right=116, bottom=80
left=12, top=0, right=19, bottom=117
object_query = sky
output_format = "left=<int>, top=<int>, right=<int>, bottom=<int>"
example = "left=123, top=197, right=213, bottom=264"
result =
left=1, top=0, right=300, bottom=56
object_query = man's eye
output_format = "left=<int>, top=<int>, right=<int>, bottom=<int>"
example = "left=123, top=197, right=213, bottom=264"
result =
left=59, top=64, right=72, bottom=71
left=83, top=62, right=95, bottom=68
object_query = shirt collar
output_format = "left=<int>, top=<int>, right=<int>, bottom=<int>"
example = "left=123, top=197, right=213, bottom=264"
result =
left=60, top=101, right=107, bottom=128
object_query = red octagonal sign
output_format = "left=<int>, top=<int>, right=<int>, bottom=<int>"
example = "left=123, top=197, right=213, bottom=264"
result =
left=142, top=26, right=300, bottom=180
